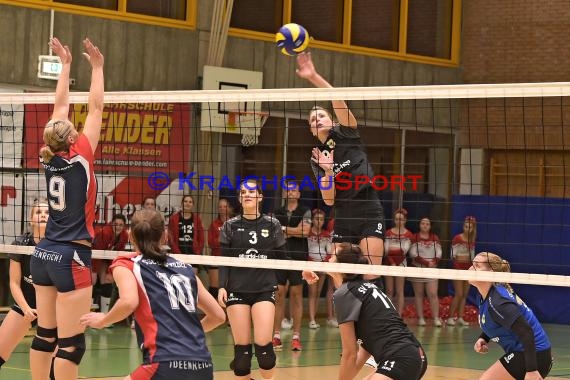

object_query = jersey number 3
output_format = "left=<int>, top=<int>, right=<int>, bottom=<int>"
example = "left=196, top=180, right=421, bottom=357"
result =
left=157, top=272, right=196, bottom=312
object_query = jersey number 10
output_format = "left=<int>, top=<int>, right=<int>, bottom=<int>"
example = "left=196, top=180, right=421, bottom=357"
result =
left=157, top=272, right=196, bottom=312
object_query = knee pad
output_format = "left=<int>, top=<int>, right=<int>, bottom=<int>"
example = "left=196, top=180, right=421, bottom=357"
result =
left=31, top=326, right=58, bottom=353
left=56, top=333, right=86, bottom=365
left=232, top=344, right=253, bottom=376
left=254, top=342, right=276, bottom=370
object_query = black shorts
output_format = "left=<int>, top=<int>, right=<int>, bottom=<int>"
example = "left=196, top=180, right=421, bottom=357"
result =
left=11, top=304, right=38, bottom=327
left=333, top=189, right=385, bottom=244
left=131, top=361, right=213, bottom=380
left=276, top=270, right=304, bottom=286
left=374, top=345, right=427, bottom=380
left=31, top=239, right=92, bottom=293
left=226, top=291, right=276, bottom=307
left=500, top=348, right=552, bottom=380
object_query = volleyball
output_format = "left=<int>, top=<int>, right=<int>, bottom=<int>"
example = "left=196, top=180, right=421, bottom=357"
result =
left=275, top=23, right=310, bottom=56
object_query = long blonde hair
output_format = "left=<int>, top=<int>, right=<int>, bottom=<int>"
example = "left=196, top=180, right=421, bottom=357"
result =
left=40, top=119, right=74, bottom=163
left=478, top=251, right=513, bottom=293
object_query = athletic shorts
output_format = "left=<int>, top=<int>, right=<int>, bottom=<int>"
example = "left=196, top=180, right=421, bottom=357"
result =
left=276, top=269, right=303, bottom=286
left=131, top=361, right=213, bottom=380
left=11, top=303, right=38, bottom=327
left=31, top=239, right=92, bottom=293
left=333, top=189, right=385, bottom=244
left=374, top=345, right=427, bottom=380
left=226, top=291, right=276, bottom=307
left=500, top=348, right=552, bottom=380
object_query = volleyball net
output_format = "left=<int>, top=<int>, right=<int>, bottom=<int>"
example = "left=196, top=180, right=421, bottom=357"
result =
left=1, top=83, right=570, bottom=320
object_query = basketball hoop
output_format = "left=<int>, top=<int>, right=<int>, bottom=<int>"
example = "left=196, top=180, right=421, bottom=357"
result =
left=227, top=111, right=269, bottom=147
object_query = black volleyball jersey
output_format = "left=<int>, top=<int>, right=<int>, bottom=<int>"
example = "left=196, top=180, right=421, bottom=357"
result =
left=219, top=215, right=286, bottom=293
left=9, top=233, right=36, bottom=307
left=273, top=205, right=311, bottom=261
left=310, top=125, right=376, bottom=202
left=334, top=280, right=421, bottom=357
left=178, top=215, right=194, bottom=254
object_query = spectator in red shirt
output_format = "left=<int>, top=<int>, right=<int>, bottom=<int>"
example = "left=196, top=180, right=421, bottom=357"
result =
left=92, top=214, right=128, bottom=313
left=168, top=195, right=205, bottom=256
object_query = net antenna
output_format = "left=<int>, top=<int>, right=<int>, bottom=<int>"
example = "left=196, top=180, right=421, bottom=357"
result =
left=227, top=110, right=269, bottom=147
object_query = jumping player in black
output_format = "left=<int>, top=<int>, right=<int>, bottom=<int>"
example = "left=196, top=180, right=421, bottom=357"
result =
left=329, top=243, right=427, bottom=380
left=217, top=179, right=287, bottom=380
left=30, top=37, right=103, bottom=380
left=81, top=209, right=225, bottom=380
left=297, top=52, right=385, bottom=278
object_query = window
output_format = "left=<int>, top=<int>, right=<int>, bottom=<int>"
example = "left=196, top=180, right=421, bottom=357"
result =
left=127, top=0, right=186, bottom=20
left=9, top=0, right=196, bottom=28
left=229, top=0, right=461, bottom=66
left=351, top=0, right=399, bottom=51
left=54, top=0, right=118, bottom=11
left=230, top=0, right=283, bottom=34
left=406, top=0, right=453, bottom=59
left=292, top=0, right=344, bottom=44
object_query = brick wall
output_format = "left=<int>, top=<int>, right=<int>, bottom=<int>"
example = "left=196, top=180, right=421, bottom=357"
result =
left=462, top=1, right=570, bottom=83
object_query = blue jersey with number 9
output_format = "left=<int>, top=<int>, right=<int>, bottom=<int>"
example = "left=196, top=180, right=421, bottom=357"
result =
left=41, top=134, right=97, bottom=242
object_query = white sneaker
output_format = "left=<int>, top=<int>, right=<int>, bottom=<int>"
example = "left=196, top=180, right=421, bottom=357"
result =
left=327, top=318, right=339, bottom=328
left=457, top=317, right=469, bottom=326
left=308, top=320, right=320, bottom=329
left=434, top=318, right=443, bottom=327
left=364, top=356, right=377, bottom=369
left=281, top=318, right=293, bottom=330
left=418, top=318, right=426, bottom=326
left=446, top=317, right=456, bottom=326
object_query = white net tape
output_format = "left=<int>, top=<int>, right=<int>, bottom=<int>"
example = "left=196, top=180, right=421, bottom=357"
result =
left=1, top=244, right=569, bottom=287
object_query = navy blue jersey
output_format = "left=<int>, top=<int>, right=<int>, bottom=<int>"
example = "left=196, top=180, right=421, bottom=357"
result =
left=9, top=233, right=36, bottom=307
left=478, top=285, right=551, bottom=353
left=334, top=280, right=420, bottom=358
left=41, top=134, right=97, bottom=242
left=311, top=125, right=375, bottom=202
left=220, top=215, right=286, bottom=293
left=110, top=254, right=212, bottom=364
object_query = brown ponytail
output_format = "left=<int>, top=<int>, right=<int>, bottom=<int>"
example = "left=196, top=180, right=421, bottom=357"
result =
left=131, top=209, right=167, bottom=263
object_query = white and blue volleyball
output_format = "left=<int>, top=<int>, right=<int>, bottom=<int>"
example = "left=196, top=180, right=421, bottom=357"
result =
left=275, top=23, right=310, bottom=56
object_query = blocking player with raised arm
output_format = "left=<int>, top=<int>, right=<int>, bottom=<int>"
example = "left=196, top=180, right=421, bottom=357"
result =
left=81, top=209, right=225, bottom=380
left=217, top=179, right=287, bottom=380
left=296, top=52, right=385, bottom=282
left=329, top=243, right=427, bottom=380
left=470, top=252, right=552, bottom=380
left=30, top=37, right=103, bottom=380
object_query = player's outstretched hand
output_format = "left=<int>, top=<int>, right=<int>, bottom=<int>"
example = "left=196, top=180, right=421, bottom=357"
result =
left=473, top=338, right=489, bottom=354
left=302, top=270, right=319, bottom=285
left=296, top=52, right=317, bottom=81
left=80, top=312, right=106, bottom=329
left=49, top=37, right=72, bottom=65
left=82, top=38, right=104, bottom=69
left=311, top=147, right=334, bottom=172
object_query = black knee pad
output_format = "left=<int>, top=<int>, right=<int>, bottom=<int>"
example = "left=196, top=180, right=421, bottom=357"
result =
left=31, top=326, right=58, bottom=353
left=100, top=283, right=113, bottom=298
left=232, top=344, right=253, bottom=376
left=254, top=342, right=276, bottom=370
left=56, top=333, right=86, bottom=365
